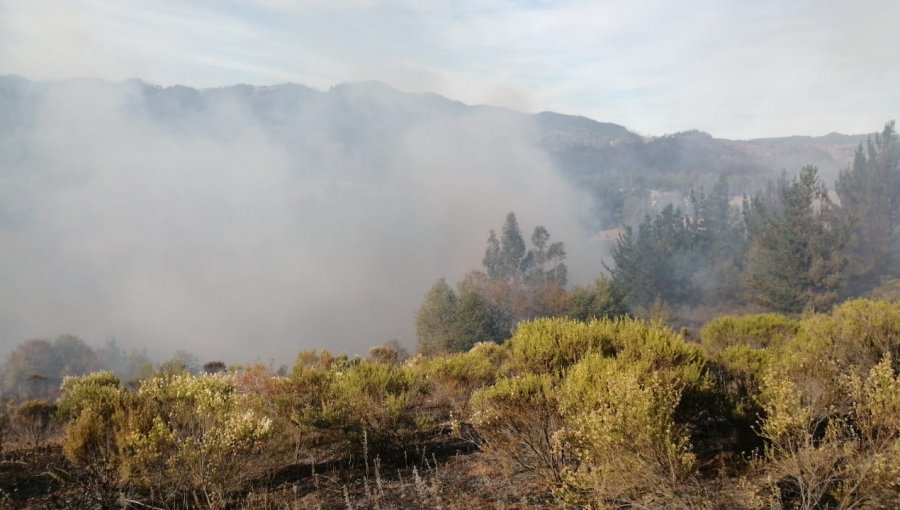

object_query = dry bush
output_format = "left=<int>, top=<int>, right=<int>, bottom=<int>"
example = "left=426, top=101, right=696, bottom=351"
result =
left=0, top=411, right=8, bottom=455
left=505, top=317, right=618, bottom=376
left=419, top=342, right=505, bottom=422
left=56, top=372, right=127, bottom=507
left=471, top=317, right=714, bottom=508
left=286, top=359, right=433, bottom=456
left=12, top=399, right=55, bottom=448
left=757, top=350, right=900, bottom=509
left=470, top=373, right=569, bottom=486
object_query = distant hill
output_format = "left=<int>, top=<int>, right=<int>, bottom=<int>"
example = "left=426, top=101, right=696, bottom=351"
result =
left=0, top=76, right=866, bottom=193
left=0, top=74, right=873, bottom=233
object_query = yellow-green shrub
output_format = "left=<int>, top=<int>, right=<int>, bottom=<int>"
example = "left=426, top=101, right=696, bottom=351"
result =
left=472, top=317, right=712, bottom=505
left=118, top=373, right=274, bottom=507
left=420, top=343, right=505, bottom=420
left=288, top=360, right=431, bottom=454
left=844, top=354, right=900, bottom=507
left=711, top=345, right=772, bottom=420
left=700, top=313, right=799, bottom=352
left=774, top=299, right=900, bottom=416
left=57, top=371, right=122, bottom=420
left=555, top=354, right=699, bottom=507
left=756, top=354, right=900, bottom=509
left=505, top=318, right=618, bottom=376
left=57, top=371, right=127, bottom=502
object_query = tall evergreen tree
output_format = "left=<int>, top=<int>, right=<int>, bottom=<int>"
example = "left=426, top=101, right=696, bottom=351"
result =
left=498, top=212, right=527, bottom=281
left=415, top=278, right=458, bottom=355
left=743, top=166, right=848, bottom=313
left=836, top=121, right=900, bottom=292
left=689, top=176, right=747, bottom=302
left=607, top=204, right=700, bottom=308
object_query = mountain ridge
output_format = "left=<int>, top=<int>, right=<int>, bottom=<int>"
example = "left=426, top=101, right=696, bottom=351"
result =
left=0, top=74, right=870, bottom=141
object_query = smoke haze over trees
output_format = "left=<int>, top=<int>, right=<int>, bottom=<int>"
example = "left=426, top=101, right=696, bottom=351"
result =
left=0, top=75, right=884, bottom=363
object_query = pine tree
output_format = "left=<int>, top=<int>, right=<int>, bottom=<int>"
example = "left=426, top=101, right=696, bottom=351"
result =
left=415, top=278, right=458, bottom=355
left=836, top=121, right=900, bottom=292
left=607, top=204, right=700, bottom=308
left=743, top=166, right=848, bottom=313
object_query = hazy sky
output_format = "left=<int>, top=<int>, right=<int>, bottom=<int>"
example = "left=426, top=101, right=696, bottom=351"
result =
left=1, top=0, right=898, bottom=138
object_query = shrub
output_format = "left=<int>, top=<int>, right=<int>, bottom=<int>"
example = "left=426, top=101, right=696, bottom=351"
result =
left=422, top=345, right=502, bottom=420
left=700, top=313, right=800, bottom=352
left=0, top=412, right=8, bottom=454
left=756, top=354, right=900, bottom=509
left=118, top=373, right=274, bottom=507
left=12, top=399, right=55, bottom=447
left=57, top=371, right=122, bottom=420
left=555, top=354, right=702, bottom=507
left=565, top=277, right=630, bottom=321
left=367, top=340, right=408, bottom=365
left=773, top=299, right=900, bottom=418
left=288, top=360, right=431, bottom=455
left=57, top=371, right=127, bottom=504
left=505, top=318, right=618, bottom=377
left=470, top=373, right=568, bottom=485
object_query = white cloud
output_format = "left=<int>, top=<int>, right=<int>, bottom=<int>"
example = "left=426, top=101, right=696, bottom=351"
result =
left=0, top=0, right=898, bottom=136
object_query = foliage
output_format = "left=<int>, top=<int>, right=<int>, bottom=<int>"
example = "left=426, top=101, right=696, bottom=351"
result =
left=0, top=335, right=101, bottom=400
left=565, top=277, right=630, bottom=321
left=202, top=361, right=227, bottom=374
left=471, top=317, right=712, bottom=507
left=555, top=354, right=701, bottom=507
left=12, top=399, right=55, bottom=448
left=753, top=300, right=900, bottom=508
left=700, top=313, right=800, bottom=352
left=450, top=287, right=512, bottom=351
left=415, top=278, right=459, bottom=356
left=608, top=176, right=747, bottom=311
left=607, top=204, right=701, bottom=308
left=0, top=412, right=7, bottom=454
left=286, top=359, right=432, bottom=454
left=483, top=212, right=567, bottom=288
left=470, top=374, right=569, bottom=485
left=420, top=344, right=504, bottom=419
left=415, top=277, right=512, bottom=354
left=773, top=299, right=900, bottom=417
left=16, top=301, right=900, bottom=508
left=56, top=371, right=274, bottom=508
left=836, top=121, right=900, bottom=293
left=57, top=372, right=127, bottom=507
left=120, top=373, right=274, bottom=507
left=743, top=166, right=849, bottom=313
left=757, top=355, right=900, bottom=509
left=505, top=317, right=618, bottom=377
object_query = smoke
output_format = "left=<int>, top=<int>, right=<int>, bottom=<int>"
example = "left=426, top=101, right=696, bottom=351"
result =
left=0, top=78, right=599, bottom=363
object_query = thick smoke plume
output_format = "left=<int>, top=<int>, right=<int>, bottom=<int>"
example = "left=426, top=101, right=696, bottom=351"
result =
left=0, top=78, right=599, bottom=362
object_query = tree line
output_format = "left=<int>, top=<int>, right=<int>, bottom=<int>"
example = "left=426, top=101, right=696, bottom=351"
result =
left=416, top=122, right=899, bottom=353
